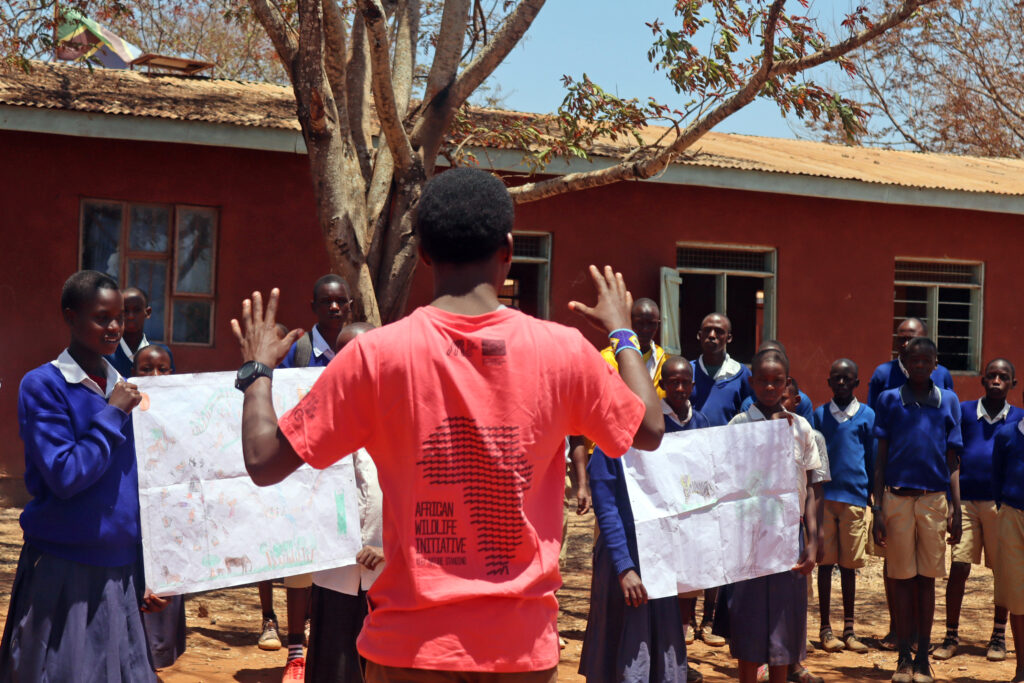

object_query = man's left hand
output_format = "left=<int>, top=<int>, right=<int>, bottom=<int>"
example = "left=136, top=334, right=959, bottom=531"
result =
left=230, top=289, right=303, bottom=368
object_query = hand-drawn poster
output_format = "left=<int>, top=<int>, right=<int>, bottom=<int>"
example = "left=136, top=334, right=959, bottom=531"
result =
left=621, top=419, right=801, bottom=600
left=133, top=368, right=362, bottom=595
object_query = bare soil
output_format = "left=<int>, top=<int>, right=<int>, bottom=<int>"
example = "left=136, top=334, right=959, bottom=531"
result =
left=0, top=507, right=1015, bottom=682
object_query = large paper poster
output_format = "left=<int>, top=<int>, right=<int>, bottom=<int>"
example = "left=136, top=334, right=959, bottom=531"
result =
left=132, top=368, right=362, bottom=595
left=621, top=419, right=801, bottom=599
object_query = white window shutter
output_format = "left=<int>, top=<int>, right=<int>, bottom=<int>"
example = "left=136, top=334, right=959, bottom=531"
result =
left=660, top=267, right=682, bottom=354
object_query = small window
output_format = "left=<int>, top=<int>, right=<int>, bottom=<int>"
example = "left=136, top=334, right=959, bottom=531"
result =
left=500, top=232, right=551, bottom=318
left=893, top=259, right=983, bottom=373
left=675, top=243, right=776, bottom=364
left=80, top=200, right=218, bottom=346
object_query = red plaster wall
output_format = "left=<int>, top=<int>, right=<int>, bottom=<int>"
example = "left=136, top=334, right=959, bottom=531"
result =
left=4, top=128, right=1023, bottom=485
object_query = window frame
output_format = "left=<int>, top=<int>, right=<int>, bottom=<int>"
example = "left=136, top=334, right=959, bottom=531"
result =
left=509, top=231, right=552, bottom=319
left=893, top=256, right=984, bottom=375
left=79, top=198, right=219, bottom=347
left=675, top=241, right=778, bottom=346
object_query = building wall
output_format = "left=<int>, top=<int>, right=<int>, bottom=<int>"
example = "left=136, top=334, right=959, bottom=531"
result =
left=3, top=127, right=1023, bottom=495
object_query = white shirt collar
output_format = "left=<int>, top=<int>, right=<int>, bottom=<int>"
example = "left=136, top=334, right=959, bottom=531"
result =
left=661, top=398, right=692, bottom=427
left=311, top=325, right=336, bottom=360
left=897, top=357, right=909, bottom=378
left=644, top=343, right=665, bottom=379
left=829, top=398, right=860, bottom=423
left=745, top=404, right=768, bottom=421
left=898, top=382, right=942, bottom=408
left=118, top=334, right=149, bottom=362
left=698, top=353, right=742, bottom=381
left=977, top=399, right=1011, bottom=425
left=51, top=349, right=121, bottom=397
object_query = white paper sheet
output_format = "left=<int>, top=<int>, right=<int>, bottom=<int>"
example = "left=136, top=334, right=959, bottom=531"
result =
left=132, top=368, right=362, bottom=595
left=621, top=419, right=802, bottom=599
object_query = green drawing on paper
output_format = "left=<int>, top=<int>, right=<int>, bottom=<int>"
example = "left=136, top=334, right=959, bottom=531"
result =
left=335, top=492, right=347, bottom=535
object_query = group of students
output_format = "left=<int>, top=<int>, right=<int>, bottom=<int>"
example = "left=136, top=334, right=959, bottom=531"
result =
left=3, top=166, right=1024, bottom=683
left=573, top=304, right=1024, bottom=683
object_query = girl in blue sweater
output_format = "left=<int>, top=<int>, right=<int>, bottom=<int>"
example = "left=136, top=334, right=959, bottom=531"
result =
left=0, top=271, right=164, bottom=682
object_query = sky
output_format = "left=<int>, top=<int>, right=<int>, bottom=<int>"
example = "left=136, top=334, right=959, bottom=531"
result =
left=485, top=1, right=849, bottom=141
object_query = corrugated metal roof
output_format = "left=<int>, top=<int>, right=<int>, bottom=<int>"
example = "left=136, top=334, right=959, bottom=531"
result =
left=5, top=61, right=1024, bottom=197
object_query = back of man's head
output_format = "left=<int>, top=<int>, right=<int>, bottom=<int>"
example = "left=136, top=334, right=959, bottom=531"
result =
left=414, top=168, right=514, bottom=264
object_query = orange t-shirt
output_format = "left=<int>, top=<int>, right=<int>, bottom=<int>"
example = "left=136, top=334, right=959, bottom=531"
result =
left=278, top=305, right=644, bottom=671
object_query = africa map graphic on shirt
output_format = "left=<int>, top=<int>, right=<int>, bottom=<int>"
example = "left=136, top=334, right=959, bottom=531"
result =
left=416, top=417, right=533, bottom=576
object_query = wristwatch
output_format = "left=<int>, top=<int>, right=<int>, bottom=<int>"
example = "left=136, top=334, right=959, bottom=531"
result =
left=235, top=361, right=273, bottom=392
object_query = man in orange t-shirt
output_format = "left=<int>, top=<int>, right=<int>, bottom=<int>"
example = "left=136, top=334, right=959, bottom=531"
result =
left=230, top=168, right=664, bottom=681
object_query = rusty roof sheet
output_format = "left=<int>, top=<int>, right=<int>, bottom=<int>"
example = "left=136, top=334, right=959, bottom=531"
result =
left=5, top=61, right=1024, bottom=197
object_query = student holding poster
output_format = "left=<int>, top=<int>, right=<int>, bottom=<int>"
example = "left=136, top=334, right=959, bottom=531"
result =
left=230, top=168, right=664, bottom=681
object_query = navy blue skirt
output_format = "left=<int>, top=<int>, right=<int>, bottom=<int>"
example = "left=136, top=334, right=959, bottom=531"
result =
left=0, top=543, right=156, bottom=682
left=579, top=535, right=688, bottom=682
left=306, top=585, right=368, bottom=682
left=143, top=594, right=186, bottom=669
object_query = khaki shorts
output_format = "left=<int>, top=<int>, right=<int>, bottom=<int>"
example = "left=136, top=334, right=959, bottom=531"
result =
left=951, top=500, right=999, bottom=567
left=820, top=501, right=868, bottom=569
left=995, top=505, right=1024, bottom=616
left=883, top=490, right=948, bottom=580
left=866, top=506, right=885, bottom=558
left=283, top=572, right=313, bottom=589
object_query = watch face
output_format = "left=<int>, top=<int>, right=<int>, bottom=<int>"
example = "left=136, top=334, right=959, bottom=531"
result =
left=238, top=362, right=257, bottom=380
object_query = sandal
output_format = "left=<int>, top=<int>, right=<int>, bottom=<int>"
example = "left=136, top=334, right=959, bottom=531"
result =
left=788, top=666, right=824, bottom=683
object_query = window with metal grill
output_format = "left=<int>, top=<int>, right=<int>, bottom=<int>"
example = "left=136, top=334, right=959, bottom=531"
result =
left=513, top=234, right=548, bottom=259
left=893, top=259, right=983, bottom=373
left=500, top=232, right=551, bottom=318
left=676, top=247, right=773, bottom=274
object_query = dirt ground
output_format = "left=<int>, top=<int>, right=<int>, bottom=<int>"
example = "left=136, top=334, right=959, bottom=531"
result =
left=0, top=506, right=1016, bottom=682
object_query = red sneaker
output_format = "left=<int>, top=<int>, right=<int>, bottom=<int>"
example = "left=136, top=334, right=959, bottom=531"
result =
left=282, top=656, right=305, bottom=681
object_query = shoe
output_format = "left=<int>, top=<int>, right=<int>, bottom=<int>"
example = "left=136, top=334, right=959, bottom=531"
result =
left=787, top=665, right=824, bottom=683
left=304, top=617, right=310, bottom=648
left=756, top=664, right=769, bottom=683
left=806, top=638, right=815, bottom=653
left=685, top=625, right=694, bottom=644
left=558, top=637, right=567, bottom=650
left=282, top=656, right=305, bottom=682
left=258, top=617, right=282, bottom=651
left=911, top=655, right=933, bottom=683
left=700, top=623, right=726, bottom=647
left=987, top=634, right=1007, bottom=661
left=820, top=628, right=844, bottom=653
left=931, top=636, right=958, bottom=660
left=844, top=632, right=869, bottom=653
left=687, top=665, right=704, bottom=683
left=891, top=651, right=914, bottom=683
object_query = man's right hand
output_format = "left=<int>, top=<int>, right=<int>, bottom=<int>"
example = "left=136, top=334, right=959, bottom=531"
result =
left=230, top=289, right=304, bottom=368
left=109, top=380, right=142, bottom=413
left=872, top=513, right=887, bottom=548
left=568, top=265, right=632, bottom=336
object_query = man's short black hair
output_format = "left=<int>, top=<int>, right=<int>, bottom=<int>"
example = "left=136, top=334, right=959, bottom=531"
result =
left=832, top=358, right=859, bottom=375
left=312, top=274, right=347, bottom=299
left=751, top=348, right=790, bottom=375
left=905, top=336, right=937, bottom=356
left=414, top=168, right=513, bottom=264
left=987, top=357, right=1016, bottom=378
left=122, top=287, right=149, bottom=304
left=61, top=270, right=119, bottom=312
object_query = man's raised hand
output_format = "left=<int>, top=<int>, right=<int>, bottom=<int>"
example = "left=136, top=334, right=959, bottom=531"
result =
left=568, top=265, right=633, bottom=335
left=230, top=289, right=304, bottom=367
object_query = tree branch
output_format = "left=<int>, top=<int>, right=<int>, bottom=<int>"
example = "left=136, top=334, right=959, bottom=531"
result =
left=247, top=0, right=298, bottom=76
left=357, top=0, right=417, bottom=174
left=423, top=0, right=471, bottom=105
left=323, top=0, right=350, bottom=138
left=346, top=12, right=374, bottom=183
left=391, top=0, right=419, bottom=118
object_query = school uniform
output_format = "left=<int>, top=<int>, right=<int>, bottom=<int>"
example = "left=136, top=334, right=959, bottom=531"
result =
left=279, top=324, right=335, bottom=368
left=307, top=449, right=383, bottom=682
left=690, top=354, right=753, bottom=427
left=0, top=351, right=155, bottom=682
left=105, top=336, right=175, bottom=378
left=874, top=383, right=963, bottom=580
left=867, top=358, right=955, bottom=410
left=741, top=390, right=814, bottom=422
left=992, top=419, right=1024, bottom=616
left=712, top=406, right=821, bottom=666
left=580, top=437, right=688, bottom=682
left=813, top=399, right=875, bottom=569
left=952, top=399, right=1024, bottom=568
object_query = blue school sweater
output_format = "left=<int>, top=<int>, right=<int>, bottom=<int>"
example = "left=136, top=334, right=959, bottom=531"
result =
left=664, top=405, right=711, bottom=434
left=741, top=390, right=814, bottom=422
left=867, top=359, right=955, bottom=410
left=279, top=325, right=333, bottom=368
left=106, top=341, right=175, bottom=377
left=691, top=358, right=753, bottom=427
left=18, top=361, right=141, bottom=567
left=959, top=400, right=1024, bottom=502
left=588, top=447, right=640, bottom=576
left=993, top=420, right=1024, bottom=511
left=873, top=384, right=963, bottom=493
left=812, top=402, right=875, bottom=507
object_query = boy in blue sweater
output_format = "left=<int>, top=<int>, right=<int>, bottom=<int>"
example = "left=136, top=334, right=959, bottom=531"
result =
left=873, top=337, right=963, bottom=683
left=812, top=359, right=875, bottom=655
left=868, top=318, right=955, bottom=410
left=0, top=270, right=164, bottom=681
left=992, top=400, right=1024, bottom=683
left=934, top=358, right=1021, bottom=663
left=690, top=313, right=752, bottom=428
left=279, top=274, right=353, bottom=369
